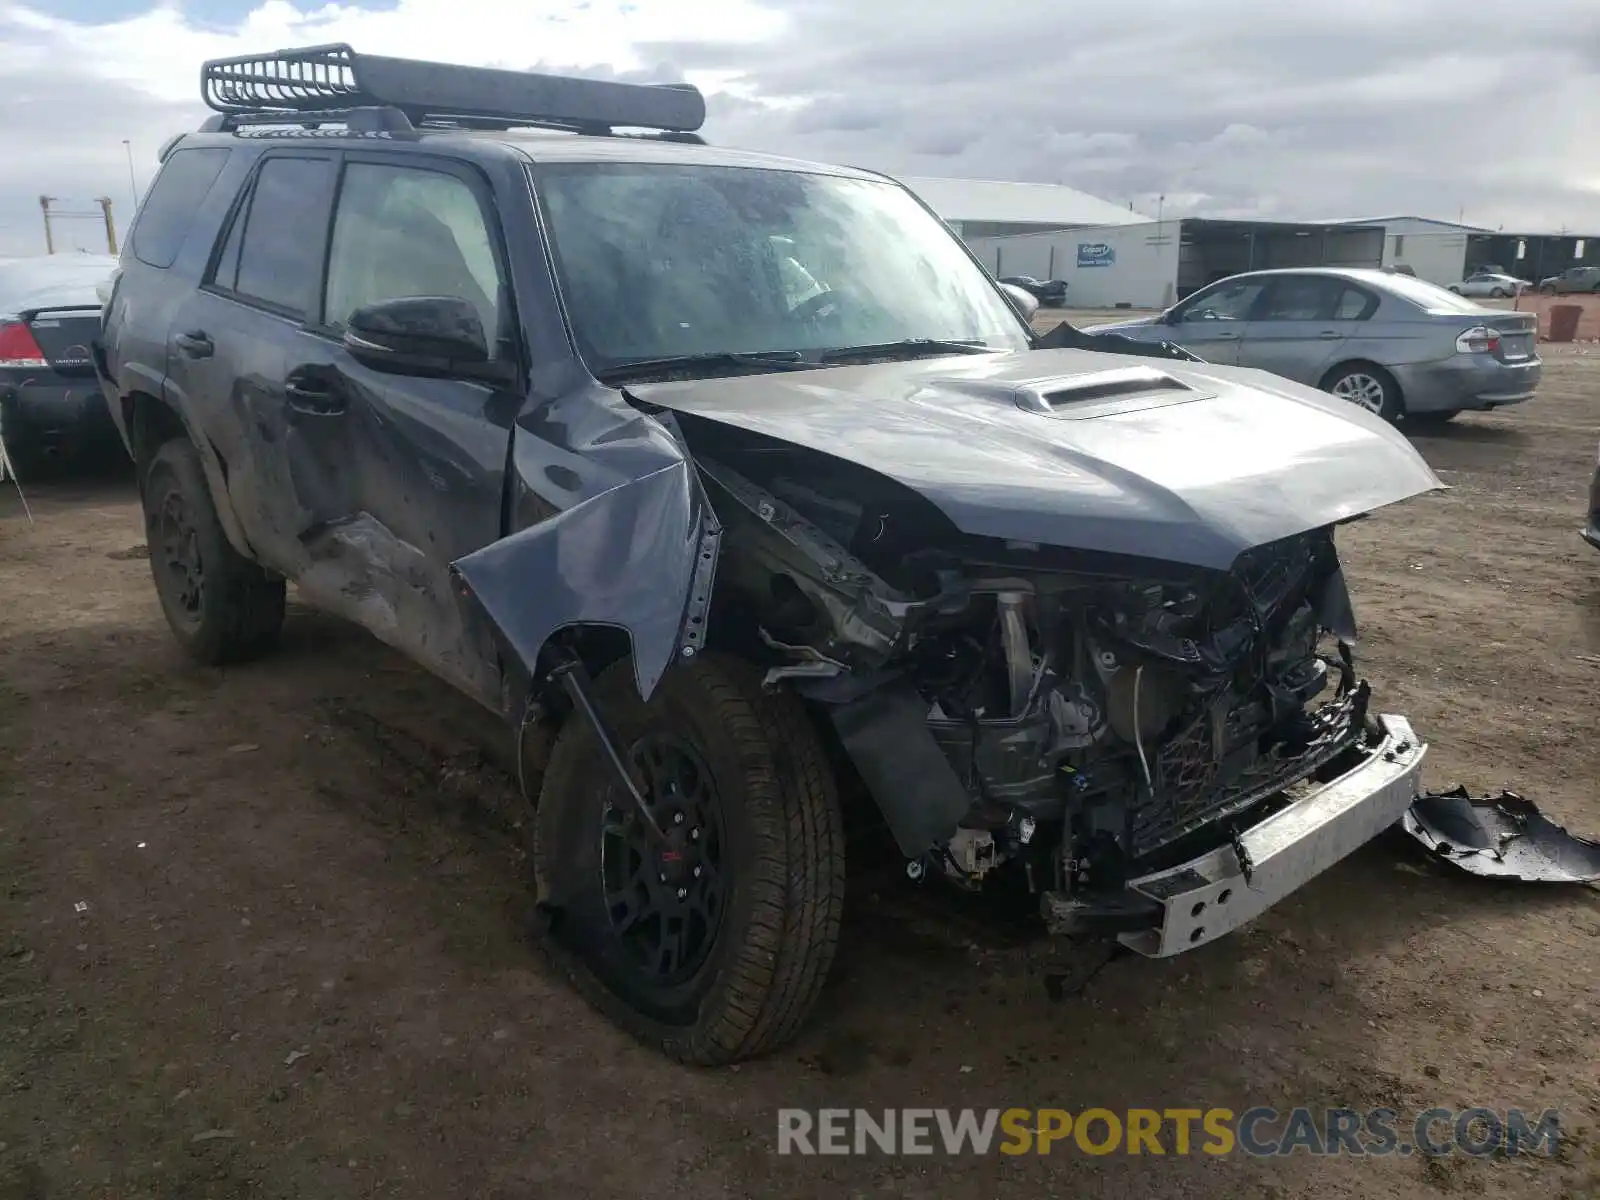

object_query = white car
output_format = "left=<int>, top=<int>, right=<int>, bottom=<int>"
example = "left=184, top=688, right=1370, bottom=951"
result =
left=1449, top=270, right=1528, bottom=298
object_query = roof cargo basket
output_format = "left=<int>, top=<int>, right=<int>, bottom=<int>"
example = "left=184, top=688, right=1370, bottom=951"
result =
left=199, top=43, right=707, bottom=136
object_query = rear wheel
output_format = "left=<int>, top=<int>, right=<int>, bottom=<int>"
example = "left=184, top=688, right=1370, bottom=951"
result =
left=532, top=653, right=845, bottom=1065
left=142, top=438, right=285, bottom=664
left=1322, top=362, right=1402, bottom=422
left=1490, top=287, right=1507, bottom=298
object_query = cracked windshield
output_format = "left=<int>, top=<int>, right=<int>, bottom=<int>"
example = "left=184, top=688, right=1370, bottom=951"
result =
left=533, top=162, right=1030, bottom=368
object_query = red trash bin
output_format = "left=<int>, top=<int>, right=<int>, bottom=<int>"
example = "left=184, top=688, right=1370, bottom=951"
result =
left=1547, top=304, right=1581, bottom=343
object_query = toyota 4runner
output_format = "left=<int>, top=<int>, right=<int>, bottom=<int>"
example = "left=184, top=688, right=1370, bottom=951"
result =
left=96, top=44, right=1441, bottom=1065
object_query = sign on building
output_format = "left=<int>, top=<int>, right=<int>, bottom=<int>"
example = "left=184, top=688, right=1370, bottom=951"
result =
left=1077, top=242, right=1116, bottom=268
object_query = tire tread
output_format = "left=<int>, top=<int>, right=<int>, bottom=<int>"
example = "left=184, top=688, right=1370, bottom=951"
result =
left=144, top=438, right=285, bottom=664
left=533, top=652, right=845, bottom=1065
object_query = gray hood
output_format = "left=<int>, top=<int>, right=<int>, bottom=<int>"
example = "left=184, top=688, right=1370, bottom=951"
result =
left=630, top=347, right=1443, bottom=570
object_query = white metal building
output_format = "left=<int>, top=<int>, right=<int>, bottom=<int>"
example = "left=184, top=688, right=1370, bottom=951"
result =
left=894, top=176, right=1147, bottom=239
left=1319, top=216, right=1488, bottom=284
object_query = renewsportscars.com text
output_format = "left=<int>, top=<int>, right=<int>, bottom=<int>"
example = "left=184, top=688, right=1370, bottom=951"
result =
left=776, top=1106, right=1561, bottom=1158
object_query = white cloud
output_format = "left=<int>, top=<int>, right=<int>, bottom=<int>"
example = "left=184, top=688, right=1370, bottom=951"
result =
left=1, top=0, right=1597, bottom=254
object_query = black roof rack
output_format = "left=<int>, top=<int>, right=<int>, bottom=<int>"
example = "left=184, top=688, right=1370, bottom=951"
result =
left=199, top=44, right=707, bottom=137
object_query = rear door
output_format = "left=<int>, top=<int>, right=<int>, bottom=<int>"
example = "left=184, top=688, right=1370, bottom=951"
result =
left=162, top=150, right=340, bottom=575
left=1236, top=275, right=1379, bottom=385
left=1160, top=276, right=1270, bottom=365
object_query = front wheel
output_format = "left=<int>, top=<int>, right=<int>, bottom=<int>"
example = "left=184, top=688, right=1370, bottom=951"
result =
left=1490, top=287, right=1507, bottom=298
left=1323, top=363, right=1403, bottom=422
left=141, top=438, right=285, bottom=664
left=1540, top=285, right=1557, bottom=296
left=532, top=653, right=845, bottom=1065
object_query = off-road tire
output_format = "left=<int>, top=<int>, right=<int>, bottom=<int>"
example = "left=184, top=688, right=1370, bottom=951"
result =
left=142, top=438, right=285, bottom=665
left=532, top=652, right=845, bottom=1065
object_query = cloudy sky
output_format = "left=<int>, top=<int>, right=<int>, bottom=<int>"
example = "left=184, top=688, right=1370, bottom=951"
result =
left=1, top=0, right=1596, bottom=255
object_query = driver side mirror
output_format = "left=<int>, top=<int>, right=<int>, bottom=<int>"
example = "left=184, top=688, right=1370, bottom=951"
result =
left=998, top=282, right=1040, bottom=322
left=343, top=295, right=510, bottom=382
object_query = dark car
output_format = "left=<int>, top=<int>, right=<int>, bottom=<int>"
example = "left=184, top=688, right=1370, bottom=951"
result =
left=998, top=274, right=1068, bottom=306
left=0, top=253, right=120, bottom=471
left=99, top=45, right=1442, bottom=1065
left=1538, top=266, right=1600, bottom=295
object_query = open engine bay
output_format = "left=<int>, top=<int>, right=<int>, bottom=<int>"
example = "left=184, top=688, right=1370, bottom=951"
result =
left=695, top=442, right=1377, bottom=933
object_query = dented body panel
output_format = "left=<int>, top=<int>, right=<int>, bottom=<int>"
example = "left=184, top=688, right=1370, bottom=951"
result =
left=631, top=349, right=1444, bottom=569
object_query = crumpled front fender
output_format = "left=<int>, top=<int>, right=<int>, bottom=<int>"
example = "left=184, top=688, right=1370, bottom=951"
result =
left=450, top=457, right=719, bottom=705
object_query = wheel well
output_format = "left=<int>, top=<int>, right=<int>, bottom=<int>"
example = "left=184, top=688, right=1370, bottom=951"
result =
left=122, top=390, right=254, bottom=558
left=516, top=623, right=643, bottom=799
left=1319, top=359, right=1403, bottom=409
left=123, top=391, right=189, bottom=484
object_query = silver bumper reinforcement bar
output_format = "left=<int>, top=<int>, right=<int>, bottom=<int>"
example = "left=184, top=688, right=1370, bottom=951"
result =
left=1117, top=714, right=1427, bottom=958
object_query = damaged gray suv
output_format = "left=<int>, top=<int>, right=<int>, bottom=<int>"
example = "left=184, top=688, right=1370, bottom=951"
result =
left=98, top=46, right=1443, bottom=1064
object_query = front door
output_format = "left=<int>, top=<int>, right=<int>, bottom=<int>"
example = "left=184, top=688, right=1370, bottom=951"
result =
left=281, top=152, right=521, bottom=707
left=1162, top=276, right=1271, bottom=365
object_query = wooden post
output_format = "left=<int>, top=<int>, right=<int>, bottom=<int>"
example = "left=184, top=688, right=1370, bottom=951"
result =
left=39, top=195, right=55, bottom=254
left=97, top=197, right=118, bottom=255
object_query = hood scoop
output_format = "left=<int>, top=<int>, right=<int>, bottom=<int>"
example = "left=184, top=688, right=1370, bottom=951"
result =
left=1028, top=365, right=1201, bottom=419
left=931, top=364, right=1206, bottom=422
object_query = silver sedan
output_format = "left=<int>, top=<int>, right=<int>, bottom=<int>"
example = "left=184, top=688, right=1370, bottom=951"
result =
left=1089, top=268, right=1541, bottom=424
left=1449, top=270, right=1529, bottom=298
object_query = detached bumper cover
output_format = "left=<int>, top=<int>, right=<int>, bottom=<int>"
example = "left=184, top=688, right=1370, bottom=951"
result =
left=1117, top=714, right=1426, bottom=958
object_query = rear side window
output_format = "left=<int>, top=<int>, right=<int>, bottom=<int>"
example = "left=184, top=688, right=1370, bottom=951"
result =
left=1333, top=286, right=1378, bottom=320
left=1378, top=274, right=1484, bottom=313
left=130, top=148, right=231, bottom=270
left=212, top=156, right=336, bottom=317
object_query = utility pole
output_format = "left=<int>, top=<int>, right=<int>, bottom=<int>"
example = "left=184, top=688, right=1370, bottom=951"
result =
left=97, top=197, right=118, bottom=255
left=39, top=195, right=57, bottom=254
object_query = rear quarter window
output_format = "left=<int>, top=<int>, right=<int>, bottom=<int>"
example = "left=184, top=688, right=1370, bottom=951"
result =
left=1377, top=274, right=1486, bottom=314
left=129, top=147, right=232, bottom=270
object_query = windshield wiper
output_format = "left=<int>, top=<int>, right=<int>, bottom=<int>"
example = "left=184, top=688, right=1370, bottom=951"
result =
left=816, top=338, right=993, bottom=364
left=593, top=350, right=812, bottom=383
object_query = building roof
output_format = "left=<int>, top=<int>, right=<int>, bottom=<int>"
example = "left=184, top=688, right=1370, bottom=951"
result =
left=894, top=176, right=1148, bottom=228
left=1312, top=215, right=1497, bottom=233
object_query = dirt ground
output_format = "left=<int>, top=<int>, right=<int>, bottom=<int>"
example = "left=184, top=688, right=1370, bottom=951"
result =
left=2, top=345, right=1598, bottom=1200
